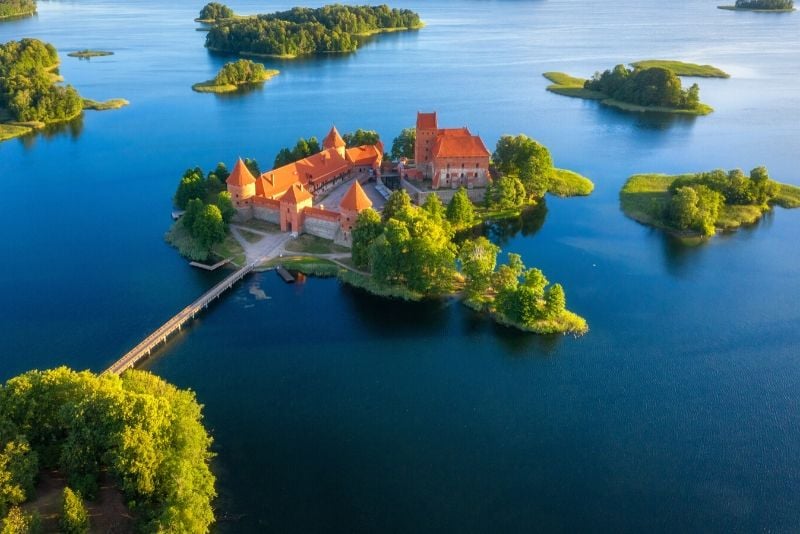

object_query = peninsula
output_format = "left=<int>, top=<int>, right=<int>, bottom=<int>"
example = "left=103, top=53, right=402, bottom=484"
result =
left=620, top=167, right=800, bottom=238
left=193, top=59, right=279, bottom=93
left=0, top=367, right=216, bottom=532
left=0, top=38, right=128, bottom=143
left=168, top=113, right=590, bottom=335
left=204, top=4, right=423, bottom=58
left=719, top=0, right=795, bottom=10
left=544, top=62, right=717, bottom=115
left=0, top=0, right=35, bottom=20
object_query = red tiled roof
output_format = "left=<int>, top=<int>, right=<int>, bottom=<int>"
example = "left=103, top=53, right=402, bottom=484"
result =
left=280, top=183, right=313, bottom=205
left=417, top=112, right=437, bottom=130
left=339, top=180, right=373, bottom=212
left=295, top=148, right=351, bottom=187
left=322, top=126, right=346, bottom=149
left=346, top=145, right=382, bottom=167
left=432, top=134, right=491, bottom=159
left=438, top=127, right=471, bottom=137
left=226, top=158, right=256, bottom=187
left=256, top=165, right=300, bottom=199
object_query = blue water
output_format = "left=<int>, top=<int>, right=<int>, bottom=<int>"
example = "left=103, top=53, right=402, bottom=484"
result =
left=1, top=0, right=799, bottom=531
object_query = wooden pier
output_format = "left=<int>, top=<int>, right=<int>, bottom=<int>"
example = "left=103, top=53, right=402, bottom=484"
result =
left=275, top=265, right=295, bottom=283
left=103, top=262, right=256, bottom=375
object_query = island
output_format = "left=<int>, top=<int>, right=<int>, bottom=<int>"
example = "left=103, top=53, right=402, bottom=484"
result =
left=544, top=62, right=716, bottom=115
left=0, top=0, right=35, bottom=20
left=0, top=38, right=129, bottom=143
left=204, top=4, right=423, bottom=59
left=0, top=367, right=215, bottom=532
left=620, top=167, right=800, bottom=239
left=167, top=113, right=590, bottom=336
left=196, top=1, right=234, bottom=23
left=192, top=59, right=279, bottom=93
left=630, top=60, right=729, bottom=78
left=67, top=49, right=114, bottom=58
left=719, top=0, right=795, bottom=11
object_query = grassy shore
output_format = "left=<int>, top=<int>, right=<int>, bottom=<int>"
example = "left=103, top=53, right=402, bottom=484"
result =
left=68, top=50, right=114, bottom=58
left=284, top=234, right=349, bottom=254
left=631, top=60, right=729, bottom=78
left=0, top=123, right=32, bottom=141
left=549, top=168, right=595, bottom=197
left=718, top=5, right=796, bottom=10
left=493, top=309, right=589, bottom=336
left=82, top=98, right=129, bottom=111
left=192, top=69, right=279, bottom=93
left=165, top=222, right=246, bottom=265
left=620, top=173, right=800, bottom=238
left=544, top=71, right=714, bottom=115
left=0, top=10, right=35, bottom=20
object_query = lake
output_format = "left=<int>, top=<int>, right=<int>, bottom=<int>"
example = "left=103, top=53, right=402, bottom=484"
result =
left=1, top=0, right=799, bottom=531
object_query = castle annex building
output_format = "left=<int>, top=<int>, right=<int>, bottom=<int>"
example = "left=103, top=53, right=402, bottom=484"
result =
left=226, top=126, right=380, bottom=241
left=412, top=112, right=491, bottom=189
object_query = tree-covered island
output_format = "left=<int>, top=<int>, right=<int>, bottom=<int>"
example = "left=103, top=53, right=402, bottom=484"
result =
left=544, top=60, right=724, bottom=115
left=0, top=39, right=128, bottom=143
left=620, top=167, right=800, bottom=239
left=193, top=59, right=279, bottom=93
left=0, top=0, right=36, bottom=20
left=719, top=0, right=795, bottom=11
left=196, top=1, right=234, bottom=22
left=0, top=367, right=216, bottom=532
left=204, top=4, right=423, bottom=58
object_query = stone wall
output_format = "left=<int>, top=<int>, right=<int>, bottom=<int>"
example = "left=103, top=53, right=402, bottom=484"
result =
left=304, top=214, right=340, bottom=240
left=253, top=205, right=280, bottom=224
left=402, top=179, right=486, bottom=204
left=232, top=205, right=253, bottom=223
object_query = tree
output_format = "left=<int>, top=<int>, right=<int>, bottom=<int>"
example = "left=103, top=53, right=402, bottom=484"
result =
left=458, top=238, right=500, bottom=306
left=198, top=2, right=234, bottom=20
left=215, top=191, right=236, bottom=224
left=446, top=188, right=475, bottom=228
left=0, top=439, right=37, bottom=517
left=59, top=488, right=88, bottom=534
left=544, top=284, right=566, bottom=319
left=1, top=507, right=40, bottom=534
left=244, top=158, right=260, bottom=176
left=192, top=204, right=226, bottom=248
left=390, top=128, right=415, bottom=160
left=382, top=189, right=413, bottom=223
left=173, top=168, right=206, bottom=209
left=182, top=198, right=204, bottom=231
left=342, top=129, right=379, bottom=147
left=486, top=174, right=526, bottom=210
left=492, top=135, right=554, bottom=198
left=421, top=194, right=445, bottom=223
left=351, top=208, right=382, bottom=268
left=521, top=268, right=548, bottom=299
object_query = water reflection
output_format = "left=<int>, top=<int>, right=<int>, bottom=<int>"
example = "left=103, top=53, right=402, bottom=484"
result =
left=19, top=114, right=84, bottom=150
left=461, top=201, right=548, bottom=247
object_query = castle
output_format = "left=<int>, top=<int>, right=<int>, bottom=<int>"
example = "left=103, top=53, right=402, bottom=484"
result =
left=226, top=113, right=492, bottom=243
left=226, top=126, right=380, bottom=242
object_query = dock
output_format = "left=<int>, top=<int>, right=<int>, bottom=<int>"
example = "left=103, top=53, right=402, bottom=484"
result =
left=276, top=265, right=295, bottom=283
left=189, top=258, right=232, bottom=271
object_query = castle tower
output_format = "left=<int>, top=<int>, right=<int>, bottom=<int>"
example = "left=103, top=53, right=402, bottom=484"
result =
left=279, top=183, right=313, bottom=235
left=415, top=112, right=438, bottom=178
left=226, top=158, right=256, bottom=207
left=339, top=180, right=373, bottom=238
left=322, top=126, right=347, bottom=158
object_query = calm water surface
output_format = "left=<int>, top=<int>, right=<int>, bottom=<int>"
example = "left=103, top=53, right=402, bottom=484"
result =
left=1, top=0, right=799, bottom=531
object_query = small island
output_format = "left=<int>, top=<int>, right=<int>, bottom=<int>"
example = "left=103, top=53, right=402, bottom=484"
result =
left=544, top=62, right=716, bottom=115
left=204, top=4, right=423, bottom=59
left=630, top=60, right=729, bottom=78
left=0, top=38, right=128, bottom=143
left=0, top=367, right=216, bottom=532
left=67, top=49, right=114, bottom=58
left=192, top=59, right=279, bottom=93
left=620, top=167, right=800, bottom=239
left=719, top=0, right=795, bottom=11
left=195, top=1, right=234, bottom=23
left=0, top=0, right=36, bottom=20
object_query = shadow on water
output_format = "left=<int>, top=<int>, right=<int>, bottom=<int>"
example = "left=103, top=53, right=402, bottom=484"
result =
left=460, top=201, right=548, bottom=247
left=19, top=114, right=84, bottom=150
left=593, top=102, right=700, bottom=132
left=459, top=303, right=566, bottom=357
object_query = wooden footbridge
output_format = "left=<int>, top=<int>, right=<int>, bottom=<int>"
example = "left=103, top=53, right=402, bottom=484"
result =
left=103, top=261, right=257, bottom=375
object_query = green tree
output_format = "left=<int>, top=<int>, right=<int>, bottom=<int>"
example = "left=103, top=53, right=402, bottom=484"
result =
left=244, top=158, right=260, bottom=176
left=421, top=193, right=445, bottom=223
left=544, top=283, right=566, bottom=319
left=446, top=188, right=475, bottom=229
left=198, top=2, right=234, bottom=20
left=1, top=507, right=40, bottom=534
left=59, top=488, right=88, bottom=534
left=342, top=129, right=379, bottom=147
left=382, top=189, right=413, bottom=223
left=182, top=198, right=204, bottom=231
left=351, top=208, right=383, bottom=268
left=390, top=128, right=415, bottom=159
left=458, top=237, right=500, bottom=306
left=492, top=135, right=554, bottom=197
left=173, top=168, right=206, bottom=209
left=215, top=191, right=236, bottom=224
left=192, top=204, right=226, bottom=248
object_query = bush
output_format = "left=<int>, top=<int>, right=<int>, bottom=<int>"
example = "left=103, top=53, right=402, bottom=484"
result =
left=59, top=488, right=88, bottom=534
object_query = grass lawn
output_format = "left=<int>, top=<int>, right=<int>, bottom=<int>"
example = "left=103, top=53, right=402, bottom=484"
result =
left=83, top=98, right=129, bottom=111
left=631, top=60, right=729, bottom=78
left=284, top=234, right=350, bottom=254
left=620, top=173, right=800, bottom=238
left=261, top=255, right=341, bottom=276
left=192, top=70, right=279, bottom=93
left=0, top=123, right=32, bottom=141
left=237, top=229, right=263, bottom=243
left=548, top=168, right=595, bottom=197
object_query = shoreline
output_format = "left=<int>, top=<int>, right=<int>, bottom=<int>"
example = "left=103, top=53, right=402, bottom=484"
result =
left=0, top=10, right=35, bottom=20
left=717, top=5, right=796, bottom=11
left=192, top=69, right=279, bottom=93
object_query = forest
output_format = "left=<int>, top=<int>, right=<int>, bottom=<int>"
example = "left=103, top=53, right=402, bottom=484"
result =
left=734, top=0, right=793, bottom=8
left=0, top=0, right=35, bottom=19
left=0, top=39, right=83, bottom=123
left=0, top=368, right=216, bottom=532
left=197, top=1, right=233, bottom=21
left=584, top=65, right=701, bottom=110
left=205, top=4, right=422, bottom=57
